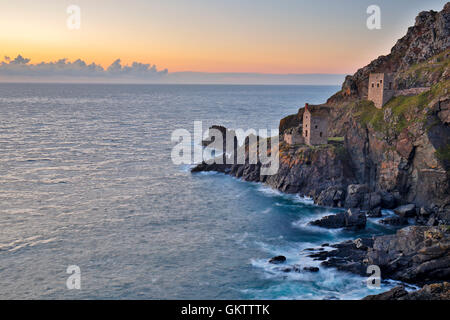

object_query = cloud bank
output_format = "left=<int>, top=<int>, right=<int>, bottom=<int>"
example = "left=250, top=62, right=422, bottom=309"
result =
left=0, top=55, right=168, bottom=80
left=0, top=55, right=345, bottom=85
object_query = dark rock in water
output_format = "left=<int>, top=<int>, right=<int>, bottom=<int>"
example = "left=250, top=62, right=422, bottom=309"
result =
left=310, top=213, right=346, bottom=229
left=380, top=216, right=408, bottom=226
left=363, top=282, right=450, bottom=300
left=344, top=184, right=368, bottom=208
left=367, top=207, right=382, bottom=218
left=321, top=243, right=330, bottom=247
left=303, top=266, right=320, bottom=272
left=394, top=204, right=417, bottom=218
left=310, top=208, right=366, bottom=230
left=268, top=256, right=286, bottom=264
left=292, top=265, right=302, bottom=273
left=279, top=264, right=319, bottom=273
left=309, top=238, right=374, bottom=276
left=345, top=209, right=367, bottom=230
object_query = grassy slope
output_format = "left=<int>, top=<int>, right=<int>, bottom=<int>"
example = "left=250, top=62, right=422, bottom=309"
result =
left=353, top=79, right=449, bottom=136
left=331, top=51, right=449, bottom=167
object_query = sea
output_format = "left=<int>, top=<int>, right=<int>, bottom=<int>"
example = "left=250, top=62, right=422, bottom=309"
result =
left=0, top=83, right=403, bottom=299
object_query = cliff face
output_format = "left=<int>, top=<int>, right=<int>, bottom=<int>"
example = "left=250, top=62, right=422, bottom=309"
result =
left=324, top=49, right=449, bottom=218
left=264, top=144, right=355, bottom=200
left=311, top=4, right=449, bottom=217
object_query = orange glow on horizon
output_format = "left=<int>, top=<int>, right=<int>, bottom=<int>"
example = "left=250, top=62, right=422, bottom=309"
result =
left=1, top=42, right=383, bottom=75
left=1, top=0, right=444, bottom=75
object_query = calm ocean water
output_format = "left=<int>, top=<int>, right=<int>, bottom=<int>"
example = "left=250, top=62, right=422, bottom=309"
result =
left=0, top=83, right=399, bottom=299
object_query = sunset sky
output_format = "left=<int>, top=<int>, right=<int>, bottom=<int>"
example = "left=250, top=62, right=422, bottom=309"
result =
left=0, top=0, right=447, bottom=75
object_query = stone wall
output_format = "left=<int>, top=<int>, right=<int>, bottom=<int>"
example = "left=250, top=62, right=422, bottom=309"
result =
left=284, top=132, right=304, bottom=145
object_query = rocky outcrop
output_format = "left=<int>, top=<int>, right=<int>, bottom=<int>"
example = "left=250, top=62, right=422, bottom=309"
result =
left=309, top=208, right=366, bottom=230
left=307, top=238, right=374, bottom=276
left=193, top=138, right=357, bottom=201
left=308, top=226, right=450, bottom=285
left=363, top=282, right=450, bottom=300
left=367, top=226, right=450, bottom=283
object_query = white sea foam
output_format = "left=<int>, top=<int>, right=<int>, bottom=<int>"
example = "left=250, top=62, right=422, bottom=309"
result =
left=256, top=186, right=317, bottom=207
left=256, top=185, right=283, bottom=197
left=261, top=208, right=272, bottom=214
left=292, top=195, right=315, bottom=205
left=247, top=257, right=401, bottom=300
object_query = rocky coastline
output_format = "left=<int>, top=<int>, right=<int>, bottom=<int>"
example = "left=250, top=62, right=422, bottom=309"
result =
left=192, top=4, right=450, bottom=299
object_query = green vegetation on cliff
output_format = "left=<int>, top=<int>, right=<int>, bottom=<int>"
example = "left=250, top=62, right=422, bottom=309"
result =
left=347, top=50, right=449, bottom=139
left=396, top=49, right=450, bottom=88
left=353, top=78, right=449, bottom=138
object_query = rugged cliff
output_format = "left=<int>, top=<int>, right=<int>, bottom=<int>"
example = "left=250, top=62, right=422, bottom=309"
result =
left=307, top=225, right=450, bottom=285
left=191, top=4, right=450, bottom=300
left=191, top=3, right=450, bottom=300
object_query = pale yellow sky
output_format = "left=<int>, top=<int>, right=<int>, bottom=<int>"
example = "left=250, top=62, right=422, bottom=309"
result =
left=0, top=0, right=447, bottom=74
